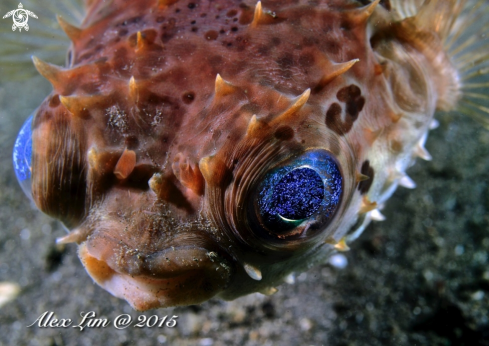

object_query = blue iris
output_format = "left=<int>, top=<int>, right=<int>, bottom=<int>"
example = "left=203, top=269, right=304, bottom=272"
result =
left=268, top=167, right=324, bottom=220
left=13, top=114, right=33, bottom=201
left=254, top=149, right=342, bottom=237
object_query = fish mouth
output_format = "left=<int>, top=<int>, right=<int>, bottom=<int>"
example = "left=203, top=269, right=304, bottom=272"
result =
left=79, top=242, right=233, bottom=310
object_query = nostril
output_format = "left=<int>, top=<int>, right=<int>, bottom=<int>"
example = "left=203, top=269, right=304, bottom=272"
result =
left=149, top=173, right=195, bottom=212
left=88, top=146, right=159, bottom=192
left=123, top=164, right=159, bottom=191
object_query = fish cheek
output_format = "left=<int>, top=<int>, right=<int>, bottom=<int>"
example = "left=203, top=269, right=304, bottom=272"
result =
left=76, top=192, right=233, bottom=310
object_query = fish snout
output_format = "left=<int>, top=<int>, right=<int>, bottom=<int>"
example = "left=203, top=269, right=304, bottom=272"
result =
left=79, top=239, right=233, bottom=310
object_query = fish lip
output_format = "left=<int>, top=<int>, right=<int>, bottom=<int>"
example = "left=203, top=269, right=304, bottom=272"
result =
left=79, top=241, right=234, bottom=310
left=137, top=245, right=234, bottom=279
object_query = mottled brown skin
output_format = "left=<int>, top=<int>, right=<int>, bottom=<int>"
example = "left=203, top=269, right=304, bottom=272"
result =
left=31, top=0, right=459, bottom=309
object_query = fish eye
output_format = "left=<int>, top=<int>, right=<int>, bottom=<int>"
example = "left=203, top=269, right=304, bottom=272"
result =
left=13, top=114, right=34, bottom=202
left=251, top=149, right=343, bottom=240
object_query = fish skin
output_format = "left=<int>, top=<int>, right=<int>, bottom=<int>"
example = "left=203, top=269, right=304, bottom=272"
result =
left=29, top=0, right=463, bottom=309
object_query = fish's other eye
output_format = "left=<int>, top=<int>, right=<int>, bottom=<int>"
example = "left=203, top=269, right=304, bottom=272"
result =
left=251, top=149, right=342, bottom=240
left=13, top=114, right=34, bottom=202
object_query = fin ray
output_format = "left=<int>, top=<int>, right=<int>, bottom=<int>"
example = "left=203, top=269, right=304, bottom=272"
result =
left=0, top=0, right=84, bottom=82
left=443, top=0, right=489, bottom=127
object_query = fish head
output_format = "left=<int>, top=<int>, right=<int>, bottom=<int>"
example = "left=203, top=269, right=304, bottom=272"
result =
left=18, top=64, right=362, bottom=309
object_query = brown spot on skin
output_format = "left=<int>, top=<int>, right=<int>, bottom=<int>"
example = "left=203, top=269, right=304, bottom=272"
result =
left=358, top=160, right=374, bottom=194
left=271, top=37, right=281, bottom=46
left=298, top=53, right=315, bottom=68
left=326, top=103, right=348, bottom=134
left=238, top=5, right=253, bottom=25
left=227, top=9, right=237, bottom=17
left=161, top=18, right=177, bottom=43
left=326, top=85, right=365, bottom=135
left=205, top=30, right=219, bottom=40
left=258, top=45, right=270, bottom=55
left=274, top=125, right=294, bottom=141
left=234, top=35, right=249, bottom=52
left=303, top=36, right=317, bottom=47
left=323, top=40, right=340, bottom=54
left=182, top=92, right=195, bottom=104
left=337, top=85, right=361, bottom=101
left=346, top=96, right=365, bottom=120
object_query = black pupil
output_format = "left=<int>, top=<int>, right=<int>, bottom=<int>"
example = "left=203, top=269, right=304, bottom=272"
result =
left=271, top=167, right=324, bottom=220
